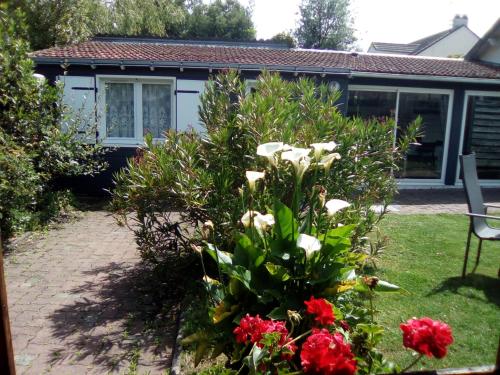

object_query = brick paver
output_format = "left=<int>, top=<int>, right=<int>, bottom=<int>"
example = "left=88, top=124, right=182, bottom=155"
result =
left=392, top=188, right=500, bottom=214
left=4, top=210, right=176, bottom=375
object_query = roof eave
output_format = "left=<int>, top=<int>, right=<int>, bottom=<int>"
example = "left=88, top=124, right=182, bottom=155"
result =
left=351, top=71, right=500, bottom=84
left=32, top=56, right=351, bottom=75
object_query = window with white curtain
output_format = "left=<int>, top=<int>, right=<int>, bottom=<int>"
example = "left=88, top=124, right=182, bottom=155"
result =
left=99, top=76, right=175, bottom=144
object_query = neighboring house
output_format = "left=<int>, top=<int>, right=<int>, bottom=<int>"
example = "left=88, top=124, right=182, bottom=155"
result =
left=466, top=18, right=500, bottom=66
left=32, top=30, right=500, bottom=193
left=368, top=15, right=479, bottom=58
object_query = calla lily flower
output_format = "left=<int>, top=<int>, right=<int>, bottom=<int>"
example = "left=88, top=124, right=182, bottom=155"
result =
left=325, top=199, right=350, bottom=217
left=281, top=147, right=312, bottom=179
left=245, top=170, right=265, bottom=192
left=241, top=211, right=275, bottom=232
left=319, top=153, right=341, bottom=173
left=257, top=142, right=284, bottom=166
left=297, top=233, right=321, bottom=258
left=310, top=142, right=337, bottom=159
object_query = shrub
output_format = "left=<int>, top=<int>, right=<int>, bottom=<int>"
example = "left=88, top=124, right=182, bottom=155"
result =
left=0, top=6, right=107, bottom=238
left=112, top=71, right=419, bottom=265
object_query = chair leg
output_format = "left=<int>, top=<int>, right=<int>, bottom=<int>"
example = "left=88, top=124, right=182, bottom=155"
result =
left=462, top=225, right=473, bottom=278
left=473, top=239, right=483, bottom=272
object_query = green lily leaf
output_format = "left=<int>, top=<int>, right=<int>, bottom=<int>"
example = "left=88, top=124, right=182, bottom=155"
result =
left=265, top=262, right=291, bottom=281
left=267, top=305, right=288, bottom=320
left=206, top=243, right=233, bottom=269
left=273, top=200, right=296, bottom=242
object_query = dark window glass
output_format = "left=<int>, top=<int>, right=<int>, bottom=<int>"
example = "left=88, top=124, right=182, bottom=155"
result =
left=347, top=90, right=397, bottom=120
left=396, top=93, right=449, bottom=179
left=462, top=96, right=500, bottom=180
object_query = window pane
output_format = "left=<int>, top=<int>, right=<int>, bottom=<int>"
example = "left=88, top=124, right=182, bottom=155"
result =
left=397, top=93, right=449, bottom=179
left=463, top=96, right=500, bottom=179
left=105, top=83, right=134, bottom=138
left=347, top=90, right=397, bottom=119
left=142, top=84, right=172, bottom=138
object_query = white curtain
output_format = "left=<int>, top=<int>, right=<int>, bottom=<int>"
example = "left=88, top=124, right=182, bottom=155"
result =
left=142, top=84, right=171, bottom=138
left=105, top=83, right=134, bottom=138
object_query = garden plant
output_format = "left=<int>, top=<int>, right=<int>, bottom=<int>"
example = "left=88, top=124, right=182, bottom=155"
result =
left=0, top=6, right=107, bottom=238
left=182, top=142, right=453, bottom=374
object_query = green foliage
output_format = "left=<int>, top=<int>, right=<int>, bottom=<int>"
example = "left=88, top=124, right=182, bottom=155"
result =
left=295, top=0, right=356, bottom=50
left=185, top=0, right=256, bottom=40
left=270, top=32, right=297, bottom=48
left=112, top=70, right=419, bottom=268
left=0, top=7, right=107, bottom=237
left=10, top=0, right=256, bottom=50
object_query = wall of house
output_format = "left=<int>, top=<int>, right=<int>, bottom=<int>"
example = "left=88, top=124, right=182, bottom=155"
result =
left=418, top=27, right=479, bottom=57
left=35, top=63, right=349, bottom=194
left=478, top=44, right=500, bottom=65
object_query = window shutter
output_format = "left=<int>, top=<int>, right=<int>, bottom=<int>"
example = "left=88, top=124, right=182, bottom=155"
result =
left=176, top=80, right=206, bottom=133
left=57, top=75, right=96, bottom=143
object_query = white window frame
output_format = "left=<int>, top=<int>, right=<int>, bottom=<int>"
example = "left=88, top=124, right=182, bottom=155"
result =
left=455, top=90, right=500, bottom=186
left=348, top=85, right=454, bottom=186
left=96, top=75, right=177, bottom=146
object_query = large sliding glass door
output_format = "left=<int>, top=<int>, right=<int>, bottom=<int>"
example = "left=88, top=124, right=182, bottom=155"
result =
left=347, top=86, right=452, bottom=182
left=461, top=93, right=500, bottom=181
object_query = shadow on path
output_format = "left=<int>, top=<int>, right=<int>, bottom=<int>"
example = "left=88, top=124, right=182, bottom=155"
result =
left=48, top=261, right=179, bottom=372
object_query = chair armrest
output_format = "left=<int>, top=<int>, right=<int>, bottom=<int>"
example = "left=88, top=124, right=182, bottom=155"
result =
left=484, top=203, right=500, bottom=209
left=466, top=213, right=500, bottom=220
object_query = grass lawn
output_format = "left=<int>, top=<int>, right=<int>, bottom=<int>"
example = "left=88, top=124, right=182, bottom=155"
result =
left=375, top=214, right=499, bottom=370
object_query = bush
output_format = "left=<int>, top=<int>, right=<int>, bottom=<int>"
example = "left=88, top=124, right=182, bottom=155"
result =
left=112, top=71, right=419, bottom=265
left=0, top=6, right=107, bottom=238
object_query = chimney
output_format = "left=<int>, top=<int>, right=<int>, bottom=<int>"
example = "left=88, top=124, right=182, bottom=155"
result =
left=453, top=14, right=468, bottom=28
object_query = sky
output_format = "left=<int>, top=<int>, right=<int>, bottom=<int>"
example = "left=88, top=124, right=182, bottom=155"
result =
left=236, top=0, right=500, bottom=51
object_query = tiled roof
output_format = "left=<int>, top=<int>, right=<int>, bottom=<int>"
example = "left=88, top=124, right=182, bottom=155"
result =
left=32, top=39, right=500, bottom=80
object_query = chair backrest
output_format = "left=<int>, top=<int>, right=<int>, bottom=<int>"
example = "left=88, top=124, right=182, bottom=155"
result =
left=460, top=153, right=487, bottom=232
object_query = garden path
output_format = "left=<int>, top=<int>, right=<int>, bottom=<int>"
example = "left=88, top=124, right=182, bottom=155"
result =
left=4, top=209, right=177, bottom=375
left=391, top=188, right=500, bottom=214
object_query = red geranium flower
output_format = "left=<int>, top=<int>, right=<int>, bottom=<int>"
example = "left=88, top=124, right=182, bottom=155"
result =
left=281, top=339, right=298, bottom=361
left=305, top=296, right=335, bottom=326
left=300, top=328, right=356, bottom=375
left=400, top=317, right=453, bottom=359
left=233, top=314, right=289, bottom=348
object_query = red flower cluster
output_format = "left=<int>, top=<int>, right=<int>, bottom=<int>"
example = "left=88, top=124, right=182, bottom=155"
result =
left=400, top=317, right=453, bottom=359
left=305, top=296, right=335, bottom=326
left=300, top=328, right=357, bottom=375
left=233, top=314, right=297, bottom=358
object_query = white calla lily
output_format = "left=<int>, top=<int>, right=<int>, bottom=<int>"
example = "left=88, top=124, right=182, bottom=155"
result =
left=257, top=142, right=284, bottom=166
left=325, top=199, right=350, bottom=217
left=319, top=153, right=341, bottom=173
left=245, top=170, right=265, bottom=192
left=296, top=233, right=321, bottom=258
left=310, top=142, right=337, bottom=159
left=254, top=213, right=275, bottom=231
left=241, top=210, right=257, bottom=228
left=241, top=211, right=275, bottom=232
left=281, top=147, right=312, bottom=179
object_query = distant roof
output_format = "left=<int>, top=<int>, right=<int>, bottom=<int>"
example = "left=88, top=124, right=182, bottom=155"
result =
left=369, top=25, right=476, bottom=56
left=31, top=38, right=500, bottom=80
left=466, top=18, right=500, bottom=63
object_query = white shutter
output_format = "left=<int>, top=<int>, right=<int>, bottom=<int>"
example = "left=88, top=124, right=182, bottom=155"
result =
left=176, top=79, right=206, bottom=133
left=57, top=75, right=96, bottom=143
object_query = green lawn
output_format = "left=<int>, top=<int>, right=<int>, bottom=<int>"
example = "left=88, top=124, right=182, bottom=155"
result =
left=375, top=214, right=499, bottom=370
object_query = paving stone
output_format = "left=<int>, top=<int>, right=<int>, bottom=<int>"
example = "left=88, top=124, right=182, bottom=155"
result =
left=4, top=210, right=176, bottom=374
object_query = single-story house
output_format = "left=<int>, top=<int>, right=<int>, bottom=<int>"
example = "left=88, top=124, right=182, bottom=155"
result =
left=31, top=24, right=500, bottom=193
left=368, top=15, right=479, bottom=57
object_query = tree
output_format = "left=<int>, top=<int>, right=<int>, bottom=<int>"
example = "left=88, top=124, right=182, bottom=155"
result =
left=184, top=0, right=255, bottom=40
left=270, top=31, right=296, bottom=48
left=110, top=0, right=188, bottom=38
left=10, top=0, right=111, bottom=50
left=295, top=0, right=356, bottom=50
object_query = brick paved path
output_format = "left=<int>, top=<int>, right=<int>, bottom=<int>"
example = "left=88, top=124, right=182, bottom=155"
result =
left=4, top=210, right=176, bottom=375
left=392, top=188, right=500, bottom=214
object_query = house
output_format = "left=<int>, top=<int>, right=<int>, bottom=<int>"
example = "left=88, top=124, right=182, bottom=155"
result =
left=368, top=15, right=479, bottom=58
left=31, top=27, right=500, bottom=193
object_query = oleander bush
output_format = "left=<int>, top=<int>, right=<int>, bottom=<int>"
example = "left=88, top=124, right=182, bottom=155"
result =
left=0, top=7, right=107, bottom=238
left=112, top=70, right=420, bottom=265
